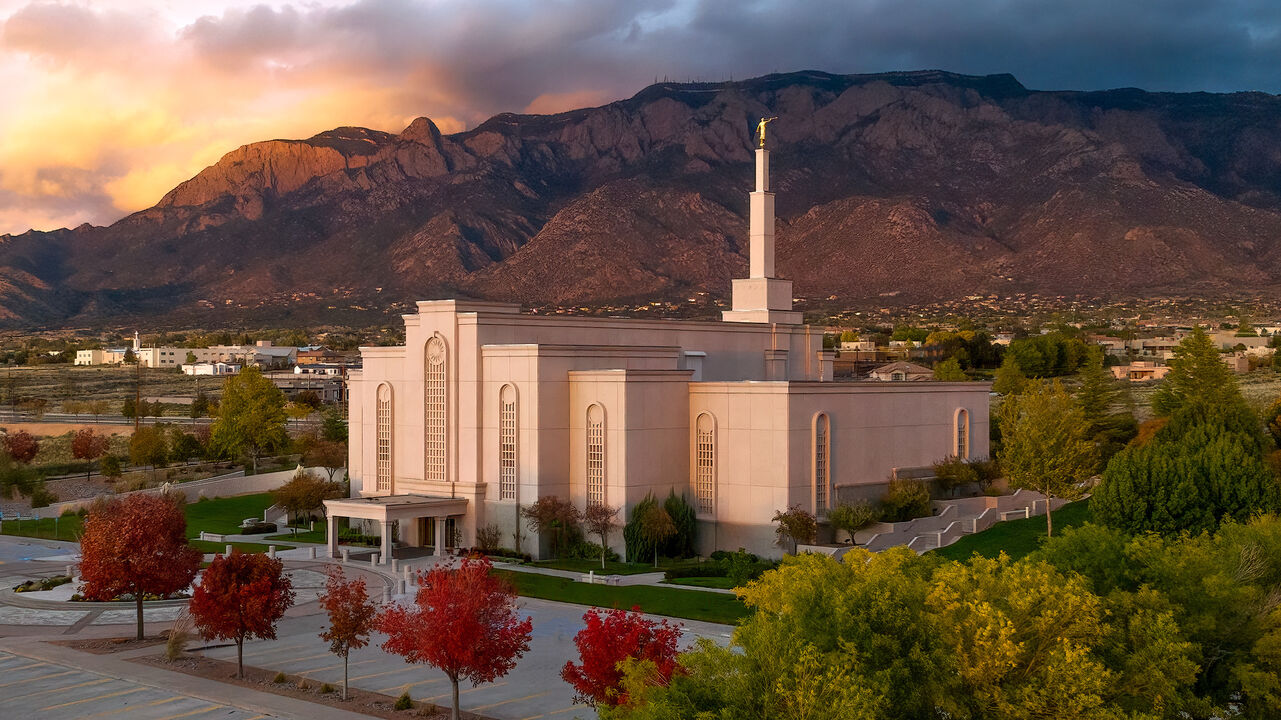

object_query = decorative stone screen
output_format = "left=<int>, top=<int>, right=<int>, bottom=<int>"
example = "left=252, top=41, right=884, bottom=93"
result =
left=499, top=385, right=517, bottom=501
left=814, top=413, right=830, bottom=516
left=425, top=337, right=447, bottom=483
left=586, top=404, right=605, bottom=506
left=956, top=408, right=969, bottom=459
left=376, top=384, right=392, bottom=492
left=695, top=413, right=715, bottom=515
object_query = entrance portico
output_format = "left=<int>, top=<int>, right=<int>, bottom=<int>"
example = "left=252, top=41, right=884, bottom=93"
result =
left=323, top=495, right=468, bottom=564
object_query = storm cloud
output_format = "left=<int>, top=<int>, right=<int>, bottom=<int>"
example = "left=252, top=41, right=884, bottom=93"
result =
left=2, top=0, right=1280, bottom=234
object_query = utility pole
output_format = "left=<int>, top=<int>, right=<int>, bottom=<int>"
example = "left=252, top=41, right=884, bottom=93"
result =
left=134, top=358, right=141, bottom=433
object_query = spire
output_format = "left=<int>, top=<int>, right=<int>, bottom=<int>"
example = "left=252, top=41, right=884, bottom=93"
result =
left=723, top=121, right=801, bottom=325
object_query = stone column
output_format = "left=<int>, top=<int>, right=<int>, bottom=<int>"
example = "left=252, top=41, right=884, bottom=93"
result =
left=434, top=516, right=447, bottom=557
left=381, top=520, right=394, bottom=565
left=327, top=513, right=339, bottom=559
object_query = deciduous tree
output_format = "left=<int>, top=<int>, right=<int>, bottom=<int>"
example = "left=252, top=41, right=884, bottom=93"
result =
left=636, top=503, right=677, bottom=567
left=378, top=556, right=532, bottom=720
left=521, top=496, right=581, bottom=558
left=772, top=505, right=817, bottom=554
left=583, top=503, right=620, bottom=569
left=318, top=566, right=377, bottom=700
left=189, top=551, right=295, bottom=678
left=996, top=379, right=1095, bottom=537
left=273, top=469, right=343, bottom=533
left=79, top=493, right=203, bottom=640
left=562, top=607, right=681, bottom=708
left=71, top=428, right=109, bottom=478
left=4, top=430, right=39, bottom=464
left=209, top=366, right=288, bottom=473
left=129, top=425, right=168, bottom=472
left=302, top=438, right=348, bottom=481
left=932, top=357, right=967, bottom=381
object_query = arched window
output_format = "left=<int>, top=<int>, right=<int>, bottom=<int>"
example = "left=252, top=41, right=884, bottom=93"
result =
left=814, top=413, right=830, bottom=516
left=425, top=336, right=447, bottom=483
left=376, top=384, right=393, bottom=493
left=955, top=408, right=970, bottom=459
left=499, top=385, right=518, bottom=501
left=586, top=404, right=605, bottom=506
left=694, top=413, right=716, bottom=515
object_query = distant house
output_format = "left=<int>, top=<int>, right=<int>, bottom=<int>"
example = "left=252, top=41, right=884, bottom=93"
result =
left=869, top=361, right=935, bottom=382
left=1222, top=353, right=1251, bottom=374
left=839, top=340, right=877, bottom=352
left=182, top=362, right=240, bottom=376
left=1110, top=361, right=1170, bottom=382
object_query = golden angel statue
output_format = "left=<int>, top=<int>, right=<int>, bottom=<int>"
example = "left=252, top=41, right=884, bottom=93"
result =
left=756, top=117, right=778, bottom=148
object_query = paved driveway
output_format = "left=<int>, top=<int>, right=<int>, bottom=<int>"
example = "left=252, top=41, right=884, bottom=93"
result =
left=198, top=596, right=733, bottom=720
left=0, top=649, right=277, bottom=720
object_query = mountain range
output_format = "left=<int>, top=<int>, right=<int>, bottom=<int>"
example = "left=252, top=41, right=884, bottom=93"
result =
left=5, top=69, right=1281, bottom=328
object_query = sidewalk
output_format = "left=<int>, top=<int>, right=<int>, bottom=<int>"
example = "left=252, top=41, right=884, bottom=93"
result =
left=0, top=636, right=377, bottom=719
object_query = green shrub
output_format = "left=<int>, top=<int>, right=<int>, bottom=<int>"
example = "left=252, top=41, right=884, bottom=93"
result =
left=663, top=490, right=697, bottom=557
left=827, top=501, right=880, bottom=541
left=880, top=478, right=933, bottom=523
left=273, top=672, right=287, bottom=684
left=624, top=494, right=659, bottom=562
left=475, top=523, right=502, bottom=553
left=483, top=547, right=532, bottom=563
left=932, top=456, right=980, bottom=497
left=394, top=691, right=413, bottom=710
left=664, top=562, right=728, bottom=580
left=564, top=540, right=620, bottom=562
left=319, top=683, right=334, bottom=694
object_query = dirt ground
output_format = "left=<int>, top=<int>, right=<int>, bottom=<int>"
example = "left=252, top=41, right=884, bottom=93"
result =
left=0, top=421, right=135, bottom=436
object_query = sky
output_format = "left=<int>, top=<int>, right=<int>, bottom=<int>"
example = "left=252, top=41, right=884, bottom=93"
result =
left=2, top=0, right=1280, bottom=235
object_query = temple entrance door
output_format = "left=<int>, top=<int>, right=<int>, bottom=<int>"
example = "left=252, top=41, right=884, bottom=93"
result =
left=420, top=517, right=435, bottom=551
left=444, top=518, right=458, bottom=551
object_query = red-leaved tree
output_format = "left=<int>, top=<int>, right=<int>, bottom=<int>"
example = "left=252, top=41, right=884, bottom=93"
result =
left=71, top=428, right=110, bottom=479
left=561, top=607, right=682, bottom=708
left=189, top=551, right=295, bottom=677
left=378, top=556, right=533, bottom=720
left=79, top=493, right=203, bottom=640
left=4, top=430, right=39, bottom=464
left=318, top=566, right=378, bottom=700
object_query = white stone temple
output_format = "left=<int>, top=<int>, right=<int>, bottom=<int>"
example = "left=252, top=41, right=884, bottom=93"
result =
left=328, top=137, right=990, bottom=560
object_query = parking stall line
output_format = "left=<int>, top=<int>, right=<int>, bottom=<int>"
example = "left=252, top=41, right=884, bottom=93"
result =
left=0, top=668, right=76, bottom=688
left=40, top=685, right=148, bottom=711
left=348, top=666, right=417, bottom=683
left=297, top=658, right=379, bottom=677
left=520, top=705, right=592, bottom=719
left=5, top=676, right=113, bottom=702
left=152, top=704, right=224, bottom=720
left=469, top=691, right=549, bottom=712
left=80, top=695, right=186, bottom=719
left=424, top=681, right=507, bottom=703
left=376, top=676, right=444, bottom=694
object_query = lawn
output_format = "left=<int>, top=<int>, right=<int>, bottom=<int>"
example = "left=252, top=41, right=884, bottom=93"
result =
left=0, top=514, right=84, bottom=542
left=495, top=569, right=748, bottom=625
left=189, top=539, right=293, bottom=554
left=930, top=500, right=1094, bottom=563
left=266, top=527, right=326, bottom=544
left=528, top=558, right=683, bottom=576
left=664, top=576, right=739, bottom=590
left=183, top=492, right=277, bottom=537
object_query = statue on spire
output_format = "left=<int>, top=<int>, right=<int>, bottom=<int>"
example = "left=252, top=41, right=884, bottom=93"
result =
left=756, top=117, right=777, bottom=148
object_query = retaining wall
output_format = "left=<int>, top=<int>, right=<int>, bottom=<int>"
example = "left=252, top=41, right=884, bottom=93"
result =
left=45, top=466, right=340, bottom=515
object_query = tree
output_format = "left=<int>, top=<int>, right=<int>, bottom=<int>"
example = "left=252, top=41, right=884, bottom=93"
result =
left=185, top=351, right=197, bottom=364
left=992, top=354, right=1026, bottom=395
left=662, top=491, right=697, bottom=558
left=1152, top=326, right=1239, bottom=417
left=190, top=390, right=210, bottom=419
left=4, top=430, right=39, bottom=464
left=772, top=506, right=817, bottom=554
left=169, top=427, right=202, bottom=463
left=826, top=500, right=879, bottom=543
left=189, top=551, right=295, bottom=678
left=273, top=469, right=343, bottom=533
left=87, top=399, right=109, bottom=422
left=1092, top=400, right=1280, bottom=536
left=129, top=425, right=168, bottom=472
left=996, top=379, right=1094, bottom=537
left=123, top=348, right=137, bottom=364
left=121, top=396, right=137, bottom=419
left=635, top=503, right=677, bottom=567
left=295, top=389, right=322, bottom=410
left=378, top=556, right=532, bottom=720
left=1075, top=345, right=1137, bottom=472
left=932, top=357, right=967, bottom=381
left=71, top=428, right=109, bottom=479
left=100, top=454, right=122, bottom=480
left=79, top=494, right=203, bottom=640
left=583, top=503, right=620, bottom=569
left=561, top=608, right=681, bottom=708
left=302, top=438, right=348, bottom=481
left=318, top=566, right=377, bottom=700
left=322, top=410, right=348, bottom=443
left=209, top=366, right=288, bottom=473
left=521, top=496, right=581, bottom=558
left=933, top=456, right=980, bottom=497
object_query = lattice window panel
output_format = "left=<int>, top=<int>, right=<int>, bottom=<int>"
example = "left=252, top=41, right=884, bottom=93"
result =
left=586, top=405, right=605, bottom=507
left=956, top=409, right=969, bottom=459
left=425, top=337, right=447, bottom=483
left=695, top=414, right=715, bottom=515
left=815, top=414, right=829, bottom=516
left=376, top=385, right=392, bottom=492
left=499, top=387, right=517, bottom=501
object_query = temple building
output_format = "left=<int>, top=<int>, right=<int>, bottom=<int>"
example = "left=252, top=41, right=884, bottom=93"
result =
left=327, top=136, right=990, bottom=560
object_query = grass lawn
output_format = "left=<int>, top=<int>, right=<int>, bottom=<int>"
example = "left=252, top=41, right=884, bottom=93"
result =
left=496, top=570, right=748, bottom=625
left=0, top=515, right=84, bottom=542
left=266, top=528, right=326, bottom=544
left=528, top=558, right=684, bottom=576
left=189, top=539, right=294, bottom=555
left=663, top=576, right=739, bottom=590
left=930, top=500, right=1093, bottom=563
left=183, top=492, right=277, bottom=538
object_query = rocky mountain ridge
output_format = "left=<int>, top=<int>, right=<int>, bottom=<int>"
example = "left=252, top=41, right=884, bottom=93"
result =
left=4, top=69, right=1281, bottom=328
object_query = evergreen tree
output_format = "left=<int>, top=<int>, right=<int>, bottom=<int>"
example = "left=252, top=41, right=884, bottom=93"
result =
left=1152, top=326, right=1238, bottom=417
left=1075, top=346, right=1137, bottom=472
left=991, top=354, right=1026, bottom=395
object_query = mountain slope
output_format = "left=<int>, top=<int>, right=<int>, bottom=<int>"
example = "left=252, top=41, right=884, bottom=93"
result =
left=4, top=69, right=1281, bottom=327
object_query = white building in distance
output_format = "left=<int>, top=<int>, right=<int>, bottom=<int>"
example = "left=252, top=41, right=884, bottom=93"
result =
left=330, top=137, right=991, bottom=561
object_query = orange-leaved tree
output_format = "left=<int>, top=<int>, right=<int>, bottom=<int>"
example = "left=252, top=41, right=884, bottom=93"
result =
left=189, top=551, right=295, bottom=678
left=71, top=428, right=110, bottom=479
left=561, top=607, right=682, bottom=708
left=318, top=566, right=378, bottom=700
left=79, top=493, right=203, bottom=640
left=4, top=430, right=39, bottom=464
left=378, top=556, right=533, bottom=720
